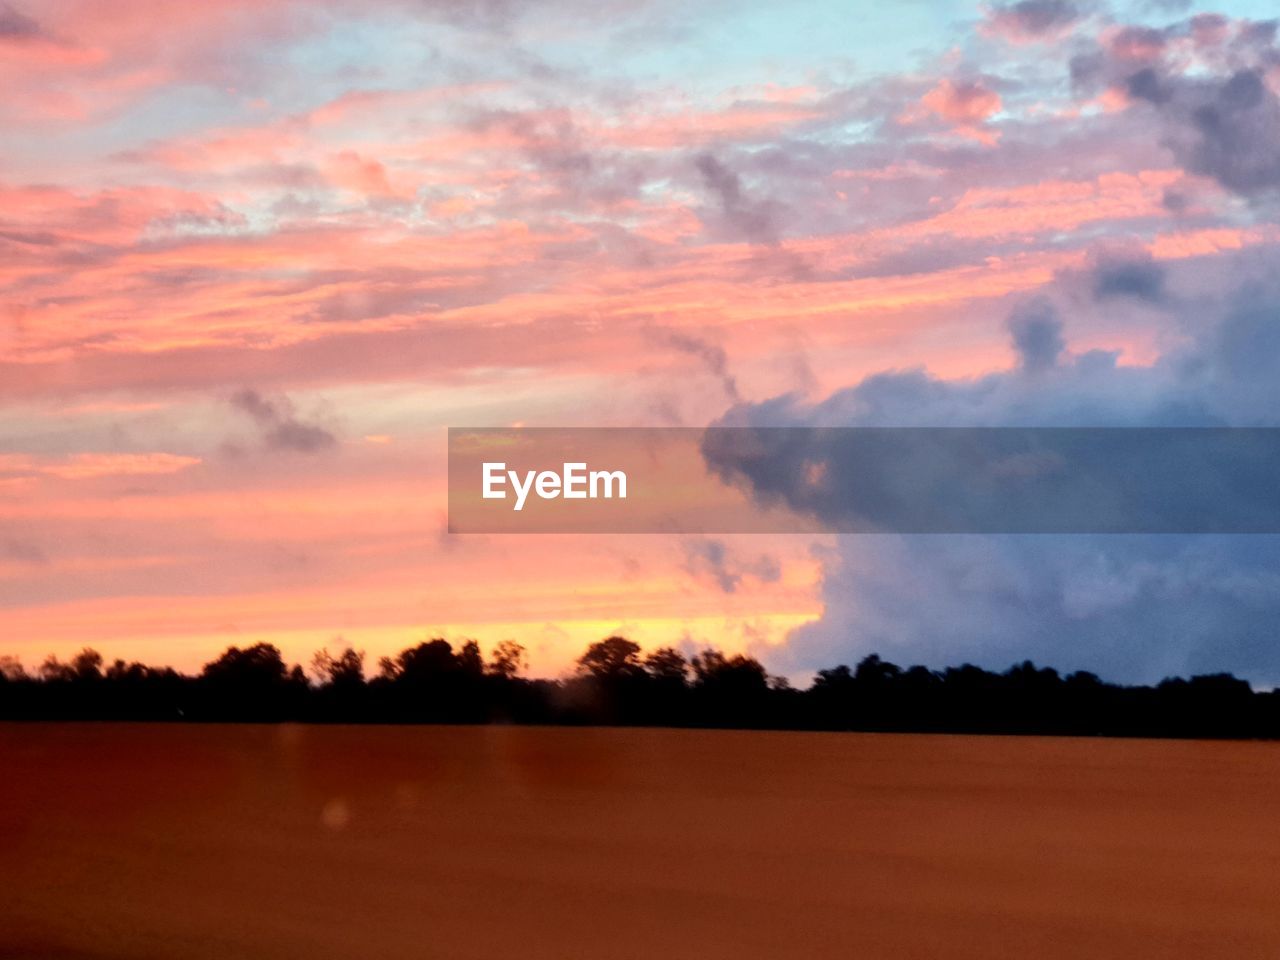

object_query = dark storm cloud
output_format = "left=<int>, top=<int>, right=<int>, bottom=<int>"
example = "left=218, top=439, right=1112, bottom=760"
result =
left=1007, top=298, right=1065, bottom=371
left=230, top=389, right=336, bottom=453
left=1176, top=69, right=1280, bottom=196
left=702, top=425, right=1280, bottom=533
left=1091, top=251, right=1167, bottom=303
left=1068, top=50, right=1106, bottom=94
left=1076, top=15, right=1280, bottom=199
left=1127, top=65, right=1280, bottom=196
left=705, top=252, right=1280, bottom=684
left=1125, top=67, right=1169, bottom=105
left=1161, top=188, right=1190, bottom=213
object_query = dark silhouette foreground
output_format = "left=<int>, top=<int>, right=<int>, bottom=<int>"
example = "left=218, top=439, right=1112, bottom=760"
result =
left=1, top=637, right=1276, bottom=738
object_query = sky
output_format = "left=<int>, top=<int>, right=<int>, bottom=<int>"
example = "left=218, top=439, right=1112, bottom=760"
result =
left=4, top=0, right=1280, bottom=682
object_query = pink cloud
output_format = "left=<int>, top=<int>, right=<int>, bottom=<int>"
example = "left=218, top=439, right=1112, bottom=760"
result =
left=906, top=78, right=1004, bottom=144
left=981, top=0, right=1081, bottom=44
left=922, top=79, right=1003, bottom=124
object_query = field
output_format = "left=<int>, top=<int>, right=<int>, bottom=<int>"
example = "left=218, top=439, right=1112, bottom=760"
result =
left=2, top=724, right=1278, bottom=959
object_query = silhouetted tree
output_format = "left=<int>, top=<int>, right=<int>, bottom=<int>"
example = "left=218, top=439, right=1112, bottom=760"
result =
left=458, top=640, right=485, bottom=678
left=199, top=643, right=306, bottom=721
left=690, top=649, right=771, bottom=726
left=71, top=648, right=104, bottom=681
left=312, top=646, right=366, bottom=687
left=644, top=647, right=689, bottom=685
left=372, top=639, right=489, bottom=722
left=105, top=659, right=146, bottom=682
left=691, top=649, right=768, bottom=688
left=0, top=656, right=25, bottom=681
left=567, top=637, right=652, bottom=724
left=39, top=656, right=75, bottom=683
left=578, top=637, right=644, bottom=680
left=309, top=645, right=369, bottom=721
left=854, top=653, right=900, bottom=687
left=488, top=640, right=527, bottom=678
left=387, top=639, right=456, bottom=682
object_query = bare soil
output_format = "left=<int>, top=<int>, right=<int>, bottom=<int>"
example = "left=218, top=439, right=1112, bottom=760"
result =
left=2, top=724, right=1278, bottom=959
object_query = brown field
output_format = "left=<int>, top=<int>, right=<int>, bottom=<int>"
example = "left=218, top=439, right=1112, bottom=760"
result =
left=2, top=724, right=1278, bottom=960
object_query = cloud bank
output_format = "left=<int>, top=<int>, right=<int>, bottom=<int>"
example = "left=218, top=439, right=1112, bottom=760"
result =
left=715, top=245, right=1280, bottom=684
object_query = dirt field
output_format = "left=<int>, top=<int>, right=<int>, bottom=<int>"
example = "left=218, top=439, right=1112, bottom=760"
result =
left=2, top=724, right=1278, bottom=959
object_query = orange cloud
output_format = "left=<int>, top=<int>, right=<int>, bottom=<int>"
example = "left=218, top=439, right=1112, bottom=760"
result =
left=0, top=452, right=201, bottom=480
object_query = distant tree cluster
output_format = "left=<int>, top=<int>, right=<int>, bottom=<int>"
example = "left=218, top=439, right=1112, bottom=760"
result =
left=1, top=637, right=1277, bottom=738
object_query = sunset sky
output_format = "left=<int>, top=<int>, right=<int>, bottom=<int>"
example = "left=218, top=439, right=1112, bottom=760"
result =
left=5, top=0, right=1280, bottom=681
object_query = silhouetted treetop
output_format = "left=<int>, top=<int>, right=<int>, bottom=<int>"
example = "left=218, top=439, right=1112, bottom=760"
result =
left=312, top=646, right=365, bottom=686
left=578, top=636, right=644, bottom=680
left=644, top=647, right=689, bottom=684
left=488, top=640, right=527, bottom=678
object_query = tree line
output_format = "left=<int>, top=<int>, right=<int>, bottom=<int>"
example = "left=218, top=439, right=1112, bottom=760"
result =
left=1, top=636, right=1277, bottom=738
